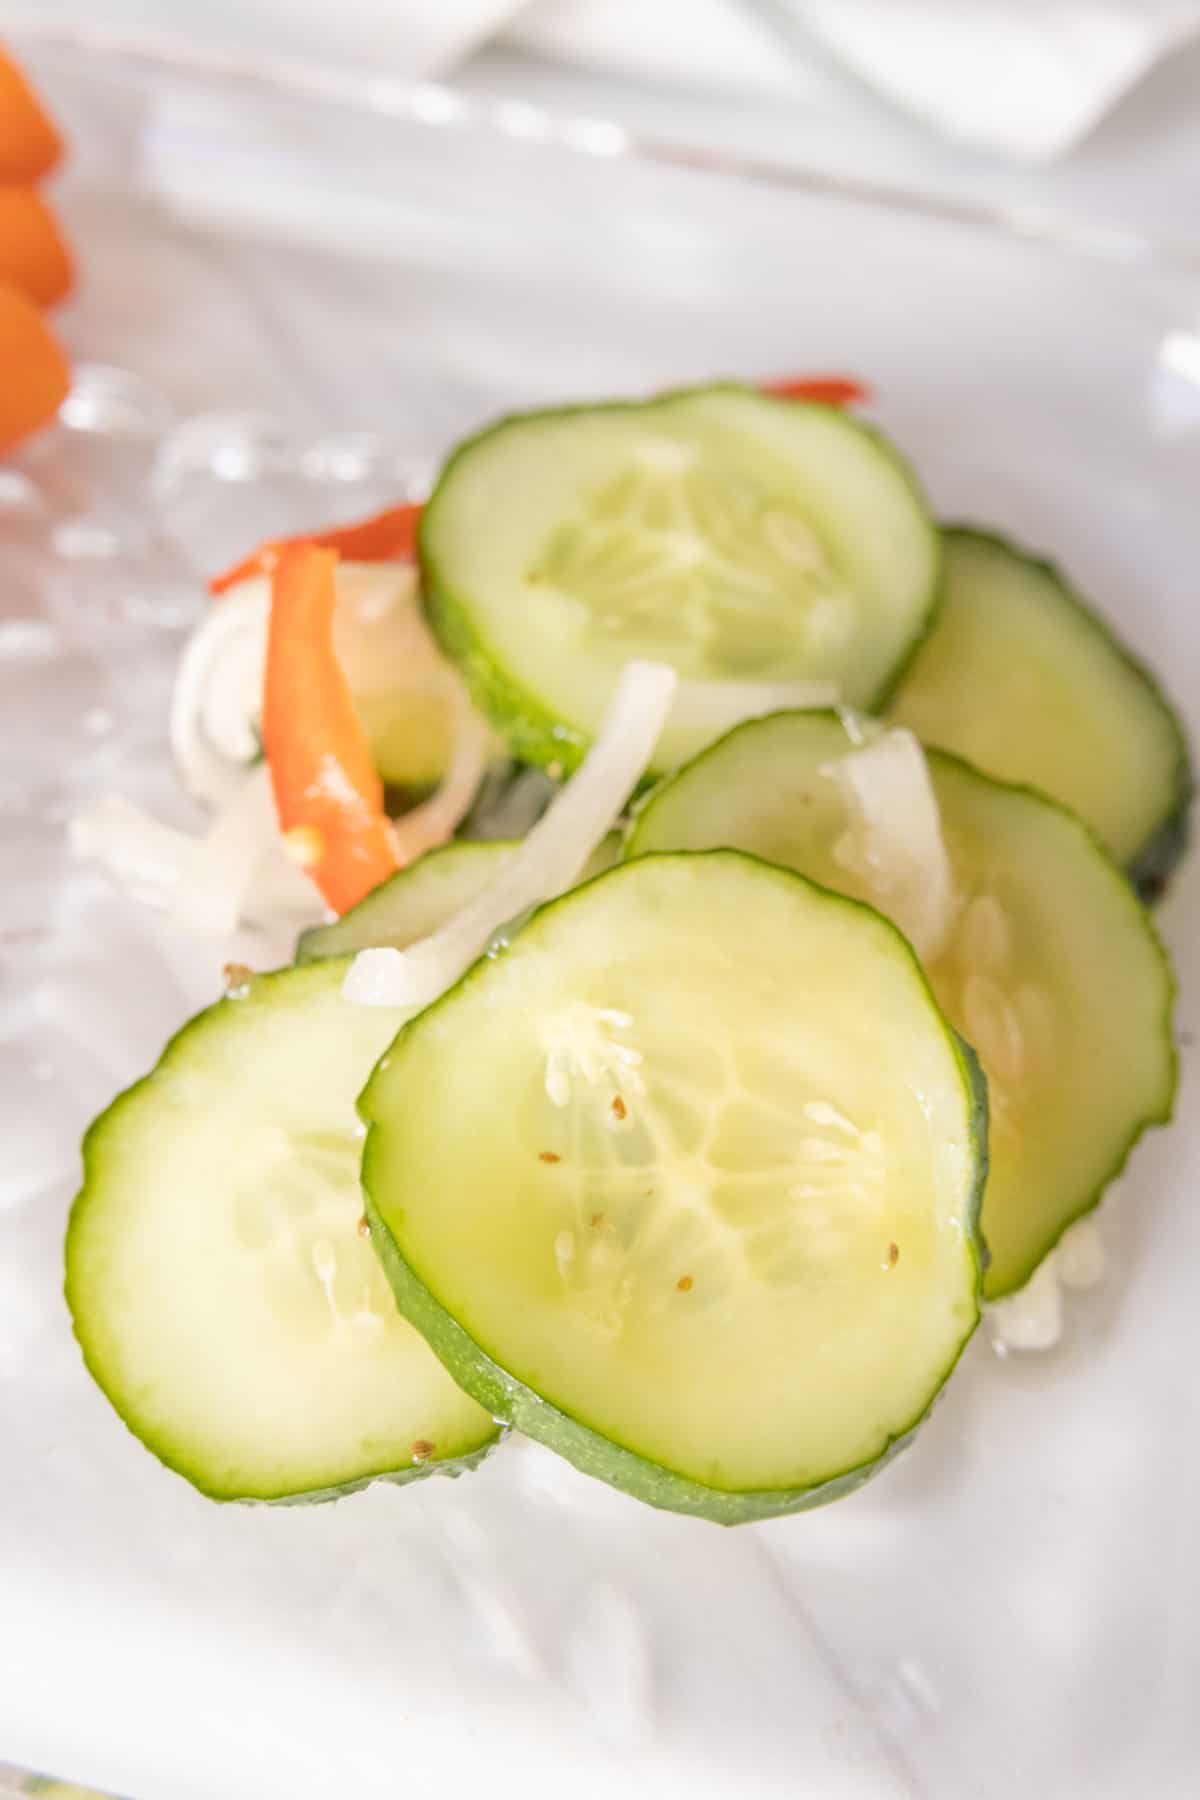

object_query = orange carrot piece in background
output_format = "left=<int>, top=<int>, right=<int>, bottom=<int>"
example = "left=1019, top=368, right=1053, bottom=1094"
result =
left=262, top=545, right=399, bottom=914
left=210, top=501, right=423, bottom=596
left=760, top=375, right=870, bottom=406
left=0, top=50, right=63, bottom=182
left=0, top=278, right=68, bottom=452
left=0, top=187, right=74, bottom=307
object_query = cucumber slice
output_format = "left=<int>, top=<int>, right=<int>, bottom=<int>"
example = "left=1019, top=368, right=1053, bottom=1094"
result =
left=330, top=561, right=469, bottom=789
left=628, top=711, right=1176, bottom=1297
left=888, top=529, right=1191, bottom=892
left=66, top=961, right=497, bottom=1501
left=361, top=854, right=986, bottom=1524
left=297, top=840, right=514, bottom=963
left=421, top=386, right=940, bottom=775
left=298, top=833, right=622, bottom=964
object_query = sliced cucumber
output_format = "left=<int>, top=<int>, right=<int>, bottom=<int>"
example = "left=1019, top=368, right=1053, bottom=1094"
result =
left=628, top=711, right=1176, bottom=1297
left=888, top=529, right=1191, bottom=891
left=331, top=561, right=469, bottom=789
left=297, top=840, right=514, bottom=963
left=66, top=961, right=497, bottom=1502
left=297, top=833, right=622, bottom=964
left=361, top=854, right=986, bottom=1524
left=421, top=385, right=940, bottom=775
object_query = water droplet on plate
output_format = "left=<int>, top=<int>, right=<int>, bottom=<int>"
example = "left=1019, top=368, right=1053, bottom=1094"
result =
left=52, top=519, right=125, bottom=560
left=152, top=411, right=293, bottom=493
left=0, top=468, right=43, bottom=512
left=0, top=619, right=58, bottom=663
left=300, top=433, right=385, bottom=484
left=60, top=364, right=174, bottom=440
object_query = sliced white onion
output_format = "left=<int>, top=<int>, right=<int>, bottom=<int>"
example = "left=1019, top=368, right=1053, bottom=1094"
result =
left=986, top=1209, right=1108, bottom=1355
left=985, top=1256, right=1063, bottom=1355
left=70, top=795, right=214, bottom=921
left=170, top=579, right=269, bottom=805
left=345, top=660, right=677, bottom=1009
left=823, top=727, right=958, bottom=964
left=70, top=767, right=323, bottom=938
left=672, top=677, right=838, bottom=742
left=183, top=763, right=289, bottom=935
left=1056, top=1211, right=1107, bottom=1291
left=390, top=699, right=490, bottom=866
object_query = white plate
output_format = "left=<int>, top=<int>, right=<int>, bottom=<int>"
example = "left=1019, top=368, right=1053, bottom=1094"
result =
left=1, top=31, right=1197, bottom=1800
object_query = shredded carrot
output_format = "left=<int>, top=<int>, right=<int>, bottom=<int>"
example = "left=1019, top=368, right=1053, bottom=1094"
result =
left=0, top=51, right=63, bottom=183
left=0, top=278, right=68, bottom=453
left=0, top=188, right=73, bottom=307
left=261, top=546, right=399, bottom=914
left=210, top=500, right=423, bottom=596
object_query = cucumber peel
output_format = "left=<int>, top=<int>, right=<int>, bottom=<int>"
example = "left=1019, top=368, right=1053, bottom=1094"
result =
left=297, top=839, right=515, bottom=964
left=420, top=385, right=941, bottom=776
left=66, top=961, right=499, bottom=1503
left=889, top=528, right=1191, bottom=894
left=628, top=710, right=1177, bottom=1296
left=361, top=853, right=987, bottom=1523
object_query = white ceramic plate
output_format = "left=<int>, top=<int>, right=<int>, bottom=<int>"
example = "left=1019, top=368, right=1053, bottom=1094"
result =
left=1, top=31, right=1197, bottom=1800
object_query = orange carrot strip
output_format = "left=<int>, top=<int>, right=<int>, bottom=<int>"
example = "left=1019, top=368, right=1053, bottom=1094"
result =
left=0, top=187, right=74, bottom=307
left=0, top=278, right=69, bottom=453
left=759, top=375, right=870, bottom=406
left=210, top=501, right=423, bottom=596
left=262, top=545, right=399, bottom=914
left=0, top=51, right=63, bottom=183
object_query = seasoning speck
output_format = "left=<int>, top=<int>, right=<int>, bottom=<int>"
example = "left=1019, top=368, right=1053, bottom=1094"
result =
left=887, top=1242, right=900, bottom=1267
left=222, top=962, right=253, bottom=996
left=282, top=823, right=324, bottom=868
left=590, top=1212, right=605, bottom=1228
left=677, top=1275, right=694, bottom=1293
left=411, top=1440, right=435, bottom=1463
left=357, top=1216, right=371, bottom=1240
left=538, top=1151, right=561, bottom=1164
left=611, top=1095, right=627, bottom=1121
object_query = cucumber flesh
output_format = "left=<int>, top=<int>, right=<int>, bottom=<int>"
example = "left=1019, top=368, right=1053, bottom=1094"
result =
left=330, top=561, right=472, bottom=789
left=628, top=710, right=1176, bottom=1296
left=421, top=385, right=940, bottom=775
left=361, top=853, right=986, bottom=1523
left=66, top=961, right=497, bottom=1501
left=888, top=529, right=1191, bottom=888
left=222, top=561, right=471, bottom=790
left=298, top=830, right=624, bottom=966
left=297, top=839, right=514, bottom=963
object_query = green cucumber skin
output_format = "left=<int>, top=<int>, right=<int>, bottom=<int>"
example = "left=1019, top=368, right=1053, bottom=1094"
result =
left=627, top=714, right=1178, bottom=1298
left=65, top=967, right=500, bottom=1506
left=927, top=747, right=1180, bottom=1294
left=295, top=841, right=517, bottom=965
left=907, top=526, right=1193, bottom=899
left=419, top=384, right=943, bottom=778
left=359, top=854, right=988, bottom=1526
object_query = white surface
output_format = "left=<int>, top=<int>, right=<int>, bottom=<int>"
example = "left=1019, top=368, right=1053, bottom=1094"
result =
left=511, top=0, right=1200, bottom=159
left=9, top=5, right=1200, bottom=250
left=14, top=0, right=1200, bottom=159
left=1, top=37, right=1199, bottom=1800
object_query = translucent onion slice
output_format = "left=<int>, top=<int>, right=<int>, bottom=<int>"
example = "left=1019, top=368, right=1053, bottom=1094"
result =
left=389, top=699, right=491, bottom=866
left=986, top=1212, right=1107, bottom=1355
left=344, top=660, right=677, bottom=1009
left=170, top=582, right=268, bottom=805
left=70, top=767, right=321, bottom=937
left=823, top=726, right=958, bottom=964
